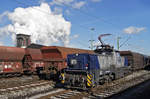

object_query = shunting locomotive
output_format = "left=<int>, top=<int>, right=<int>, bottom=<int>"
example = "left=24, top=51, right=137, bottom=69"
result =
left=61, top=44, right=129, bottom=89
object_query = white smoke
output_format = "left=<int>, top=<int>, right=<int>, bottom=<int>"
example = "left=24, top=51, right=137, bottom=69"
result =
left=0, top=3, right=71, bottom=46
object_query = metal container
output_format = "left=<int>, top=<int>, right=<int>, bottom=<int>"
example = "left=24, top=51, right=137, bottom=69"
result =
left=0, top=46, right=25, bottom=74
left=0, top=46, right=25, bottom=61
left=25, top=48, right=43, bottom=61
left=24, top=48, right=44, bottom=73
left=120, top=51, right=145, bottom=70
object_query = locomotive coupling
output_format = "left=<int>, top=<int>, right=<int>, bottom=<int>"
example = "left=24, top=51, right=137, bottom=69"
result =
left=87, top=73, right=93, bottom=87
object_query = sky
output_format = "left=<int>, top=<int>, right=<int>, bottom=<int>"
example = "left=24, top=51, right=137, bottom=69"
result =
left=0, top=0, right=150, bottom=55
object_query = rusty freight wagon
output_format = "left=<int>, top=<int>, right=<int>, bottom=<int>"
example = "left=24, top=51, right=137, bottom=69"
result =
left=23, top=48, right=44, bottom=74
left=120, top=51, right=150, bottom=71
left=0, top=46, right=25, bottom=77
left=39, top=46, right=94, bottom=80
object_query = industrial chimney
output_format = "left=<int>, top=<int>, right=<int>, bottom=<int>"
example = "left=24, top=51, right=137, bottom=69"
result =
left=16, top=34, right=31, bottom=48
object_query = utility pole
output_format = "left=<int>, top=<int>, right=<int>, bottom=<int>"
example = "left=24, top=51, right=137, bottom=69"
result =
left=117, top=36, right=121, bottom=50
left=89, top=28, right=95, bottom=50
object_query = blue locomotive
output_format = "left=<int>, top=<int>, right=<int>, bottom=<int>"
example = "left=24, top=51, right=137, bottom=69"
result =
left=61, top=45, right=130, bottom=89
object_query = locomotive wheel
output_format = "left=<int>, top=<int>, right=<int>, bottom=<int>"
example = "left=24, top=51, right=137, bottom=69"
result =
left=44, top=67, right=58, bottom=80
left=99, top=79, right=105, bottom=85
left=45, top=73, right=51, bottom=80
left=111, top=73, right=116, bottom=80
left=104, top=75, right=111, bottom=83
left=49, top=67, right=57, bottom=75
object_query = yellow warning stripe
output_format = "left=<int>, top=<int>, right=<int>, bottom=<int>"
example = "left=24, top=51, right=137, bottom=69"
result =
left=88, top=74, right=92, bottom=79
left=87, top=79, right=92, bottom=84
left=89, top=74, right=92, bottom=78
left=87, top=74, right=93, bottom=87
left=87, top=82, right=92, bottom=86
left=87, top=75, right=92, bottom=80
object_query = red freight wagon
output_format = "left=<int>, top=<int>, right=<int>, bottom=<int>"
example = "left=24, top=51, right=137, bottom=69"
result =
left=23, top=48, right=44, bottom=74
left=40, top=46, right=94, bottom=79
left=0, top=46, right=25, bottom=77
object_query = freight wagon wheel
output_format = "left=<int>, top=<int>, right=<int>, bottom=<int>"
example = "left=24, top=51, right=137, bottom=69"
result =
left=104, top=75, right=111, bottom=83
left=49, top=67, right=58, bottom=75
left=48, top=67, right=58, bottom=80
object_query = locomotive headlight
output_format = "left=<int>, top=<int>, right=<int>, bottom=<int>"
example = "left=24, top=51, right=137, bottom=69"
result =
left=76, top=54, right=78, bottom=56
left=85, top=64, right=88, bottom=69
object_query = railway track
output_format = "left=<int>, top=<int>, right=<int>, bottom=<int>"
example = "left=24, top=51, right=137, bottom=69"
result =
left=35, top=89, right=81, bottom=99
left=50, top=90, right=81, bottom=99
left=0, top=81, right=50, bottom=92
left=0, top=75, right=40, bottom=89
left=0, top=80, right=54, bottom=99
